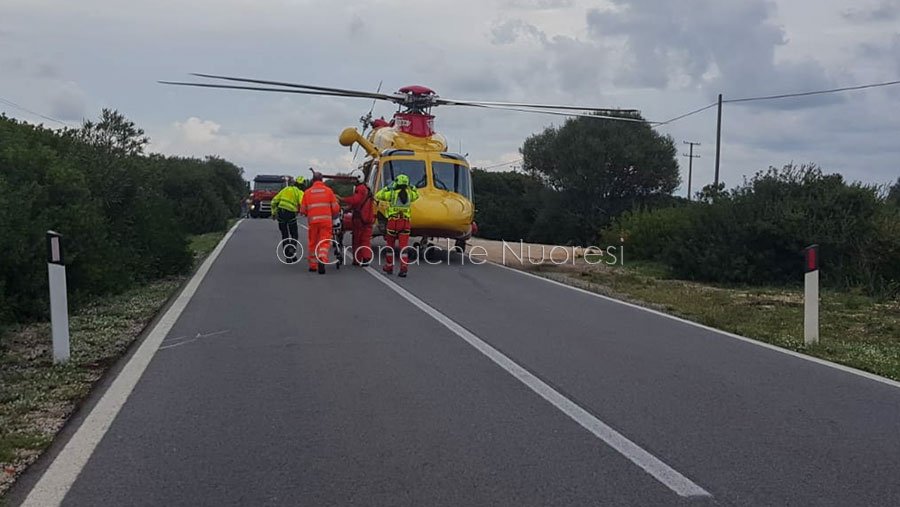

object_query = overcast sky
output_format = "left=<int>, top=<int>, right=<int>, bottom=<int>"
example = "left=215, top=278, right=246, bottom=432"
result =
left=2, top=0, right=898, bottom=192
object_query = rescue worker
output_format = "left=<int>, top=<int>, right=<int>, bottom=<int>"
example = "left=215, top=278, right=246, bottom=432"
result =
left=240, top=194, right=250, bottom=218
left=340, top=176, right=375, bottom=266
left=270, top=176, right=306, bottom=263
left=300, top=172, right=340, bottom=274
left=375, top=174, right=419, bottom=277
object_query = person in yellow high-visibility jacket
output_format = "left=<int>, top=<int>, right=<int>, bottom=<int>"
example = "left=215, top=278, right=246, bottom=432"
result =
left=375, top=174, right=419, bottom=277
left=270, top=176, right=306, bottom=263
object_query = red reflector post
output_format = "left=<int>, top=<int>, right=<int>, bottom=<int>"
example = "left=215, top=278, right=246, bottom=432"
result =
left=804, top=244, right=818, bottom=272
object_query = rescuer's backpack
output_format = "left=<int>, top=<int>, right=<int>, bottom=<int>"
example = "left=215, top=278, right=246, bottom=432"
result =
left=358, top=188, right=376, bottom=225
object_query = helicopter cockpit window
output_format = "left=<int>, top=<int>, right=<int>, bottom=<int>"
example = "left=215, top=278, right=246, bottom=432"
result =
left=383, top=150, right=415, bottom=157
left=381, top=159, right=428, bottom=189
left=431, top=161, right=472, bottom=199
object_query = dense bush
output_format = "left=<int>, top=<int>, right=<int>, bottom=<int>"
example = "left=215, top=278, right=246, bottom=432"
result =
left=472, top=168, right=683, bottom=244
left=889, top=177, right=900, bottom=207
left=604, top=164, right=900, bottom=296
left=472, top=169, right=543, bottom=241
left=0, top=111, right=246, bottom=326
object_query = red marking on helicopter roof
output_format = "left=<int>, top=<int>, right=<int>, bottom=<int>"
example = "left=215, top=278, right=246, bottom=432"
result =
left=399, top=85, right=435, bottom=95
left=372, top=118, right=391, bottom=129
left=393, top=112, right=435, bottom=137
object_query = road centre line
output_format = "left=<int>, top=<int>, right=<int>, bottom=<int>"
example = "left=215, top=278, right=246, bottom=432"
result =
left=21, top=220, right=243, bottom=507
left=363, top=266, right=712, bottom=498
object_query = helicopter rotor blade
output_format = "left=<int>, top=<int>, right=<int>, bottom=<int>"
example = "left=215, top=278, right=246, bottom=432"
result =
left=436, top=97, right=638, bottom=114
left=190, top=73, right=398, bottom=102
left=454, top=102, right=653, bottom=123
left=158, top=81, right=395, bottom=101
left=162, top=77, right=649, bottom=121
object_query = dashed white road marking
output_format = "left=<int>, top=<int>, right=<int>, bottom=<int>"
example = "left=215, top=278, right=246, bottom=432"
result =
left=21, top=221, right=243, bottom=507
left=158, top=329, right=230, bottom=351
left=364, top=266, right=712, bottom=498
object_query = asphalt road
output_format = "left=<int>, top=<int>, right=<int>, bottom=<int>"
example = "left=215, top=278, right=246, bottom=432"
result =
left=17, top=219, right=900, bottom=506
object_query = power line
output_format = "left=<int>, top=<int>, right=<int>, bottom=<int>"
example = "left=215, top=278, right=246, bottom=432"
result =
left=654, top=102, right=717, bottom=128
left=724, top=78, right=900, bottom=104
left=477, top=158, right=523, bottom=170
left=652, top=77, right=900, bottom=129
left=0, top=97, right=74, bottom=127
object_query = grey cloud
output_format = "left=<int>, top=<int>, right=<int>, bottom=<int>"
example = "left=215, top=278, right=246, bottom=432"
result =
left=502, top=0, right=575, bottom=9
left=49, top=83, right=86, bottom=121
left=542, top=35, right=612, bottom=93
left=2, top=57, right=26, bottom=73
left=446, top=70, right=510, bottom=96
left=842, top=0, right=900, bottom=23
left=890, top=33, right=900, bottom=75
left=33, top=62, right=62, bottom=79
left=587, top=0, right=838, bottom=109
left=490, top=19, right=547, bottom=45
left=489, top=19, right=611, bottom=95
left=348, top=13, right=365, bottom=39
left=275, top=98, right=361, bottom=138
left=1, top=58, right=62, bottom=80
left=857, top=41, right=887, bottom=59
left=853, top=34, right=900, bottom=89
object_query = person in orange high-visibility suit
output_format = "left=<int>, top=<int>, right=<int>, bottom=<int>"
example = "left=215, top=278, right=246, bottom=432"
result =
left=340, top=176, right=375, bottom=266
left=300, top=173, right=341, bottom=274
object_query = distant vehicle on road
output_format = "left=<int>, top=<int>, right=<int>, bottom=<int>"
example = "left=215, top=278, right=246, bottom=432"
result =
left=249, top=174, right=289, bottom=218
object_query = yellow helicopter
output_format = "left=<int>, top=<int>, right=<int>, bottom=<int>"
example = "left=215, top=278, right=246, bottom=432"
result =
left=159, top=74, right=640, bottom=251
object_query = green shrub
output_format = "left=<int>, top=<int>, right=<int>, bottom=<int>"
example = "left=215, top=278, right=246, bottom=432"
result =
left=605, top=164, right=900, bottom=297
left=472, top=169, right=543, bottom=241
left=0, top=112, right=246, bottom=326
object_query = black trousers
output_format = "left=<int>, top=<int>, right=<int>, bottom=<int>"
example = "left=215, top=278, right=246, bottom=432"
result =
left=277, top=209, right=300, bottom=262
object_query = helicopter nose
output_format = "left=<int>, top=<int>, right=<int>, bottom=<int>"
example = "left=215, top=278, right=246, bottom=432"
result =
left=412, top=189, right=473, bottom=231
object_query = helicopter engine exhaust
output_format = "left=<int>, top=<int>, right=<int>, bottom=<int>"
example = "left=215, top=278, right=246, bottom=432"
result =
left=339, top=127, right=380, bottom=159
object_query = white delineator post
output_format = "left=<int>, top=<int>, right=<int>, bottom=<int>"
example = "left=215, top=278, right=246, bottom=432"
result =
left=47, top=231, right=70, bottom=363
left=804, top=244, right=819, bottom=346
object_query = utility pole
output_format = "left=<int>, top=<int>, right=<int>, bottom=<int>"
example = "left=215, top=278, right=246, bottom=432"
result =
left=714, top=93, right=723, bottom=192
left=682, top=141, right=701, bottom=201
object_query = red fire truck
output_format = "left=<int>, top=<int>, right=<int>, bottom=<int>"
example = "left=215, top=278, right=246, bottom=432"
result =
left=249, top=175, right=289, bottom=218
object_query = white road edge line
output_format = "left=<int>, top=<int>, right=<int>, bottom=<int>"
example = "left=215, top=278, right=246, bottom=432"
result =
left=364, top=267, right=711, bottom=498
left=489, top=261, right=900, bottom=390
left=21, top=220, right=244, bottom=507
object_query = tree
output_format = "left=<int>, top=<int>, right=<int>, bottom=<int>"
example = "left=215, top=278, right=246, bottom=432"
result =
left=521, top=111, right=680, bottom=243
left=74, top=108, right=149, bottom=158
left=471, top=169, right=544, bottom=240
left=888, top=177, right=900, bottom=207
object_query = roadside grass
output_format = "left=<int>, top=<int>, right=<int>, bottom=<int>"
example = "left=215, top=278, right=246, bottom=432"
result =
left=0, top=225, right=232, bottom=498
left=533, top=260, right=900, bottom=382
left=189, top=227, right=229, bottom=263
